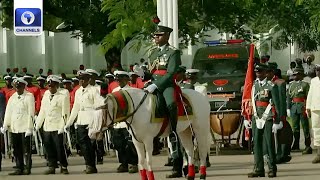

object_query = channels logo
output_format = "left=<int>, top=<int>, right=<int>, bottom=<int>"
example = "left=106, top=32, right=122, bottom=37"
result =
left=14, top=8, right=42, bottom=35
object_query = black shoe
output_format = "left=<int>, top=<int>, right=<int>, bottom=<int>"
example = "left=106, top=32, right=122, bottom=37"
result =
left=117, top=164, right=128, bottom=173
left=8, top=169, right=23, bottom=176
left=283, top=156, right=292, bottom=163
left=164, top=157, right=173, bottom=166
left=84, top=166, right=97, bottom=174
left=23, top=169, right=31, bottom=175
left=60, top=167, right=69, bottom=174
left=248, top=171, right=265, bottom=178
left=302, top=147, right=312, bottom=155
left=182, top=166, right=188, bottom=177
left=97, top=161, right=103, bottom=165
left=152, top=149, right=161, bottom=155
left=268, top=171, right=276, bottom=178
left=166, top=171, right=182, bottom=178
left=44, top=167, right=55, bottom=175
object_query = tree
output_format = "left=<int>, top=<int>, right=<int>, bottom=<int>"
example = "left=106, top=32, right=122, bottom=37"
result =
left=2, top=0, right=320, bottom=56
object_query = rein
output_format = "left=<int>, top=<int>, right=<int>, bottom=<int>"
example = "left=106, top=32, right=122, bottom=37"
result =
left=104, top=91, right=148, bottom=142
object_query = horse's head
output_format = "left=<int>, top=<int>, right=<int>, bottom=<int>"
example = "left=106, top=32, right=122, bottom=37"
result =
left=97, top=88, right=149, bottom=131
left=94, top=94, right=116, bottom=132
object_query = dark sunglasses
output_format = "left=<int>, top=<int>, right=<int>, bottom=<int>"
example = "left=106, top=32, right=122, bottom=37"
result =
left=153, top=33, right=164, bottom=37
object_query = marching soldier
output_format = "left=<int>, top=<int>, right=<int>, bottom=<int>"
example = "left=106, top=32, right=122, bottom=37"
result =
left=145, top=25, right=183, bottom=178
left=1, top=75, right=16, bottom=104
left=244, top=64, right=283, bottom=178
left=35, top=76, right=70, bottom=174
left=36, top=75, right=48, bottom=101
left=111, top=71, right=139, bottom=173
left=287, top=68, right=311, bottom=154
left=24, top=74, right=41, bottom=115
left=64, top=70, right=103, bottom=174
left=306, top=64, right=320, bottom=163
left=85, top=69, right=105, bottom=165
left=1, top=78, right=35, bottom=175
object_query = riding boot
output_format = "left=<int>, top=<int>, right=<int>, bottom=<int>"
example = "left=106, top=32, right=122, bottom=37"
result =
left=292, top=132, right=300, bottom=151
left=168, top=104, right=179, bottom=159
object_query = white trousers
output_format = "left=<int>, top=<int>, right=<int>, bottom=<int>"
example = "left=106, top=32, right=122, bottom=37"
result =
left=311, top=110, right=320, bottom=147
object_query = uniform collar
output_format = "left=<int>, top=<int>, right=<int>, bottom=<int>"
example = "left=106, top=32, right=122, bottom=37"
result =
left=256, top=78, right=267, bottom=86
left=159, top=44, right=167, bottom=51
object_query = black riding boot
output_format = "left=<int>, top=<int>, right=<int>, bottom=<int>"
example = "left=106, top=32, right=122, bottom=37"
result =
left=168, top=104, right=179, bottom=159
left=166, top=104, right=183, bottom=178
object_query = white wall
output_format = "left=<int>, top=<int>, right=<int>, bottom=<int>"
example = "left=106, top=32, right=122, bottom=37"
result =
left=0, top=29, right=107, bottom=75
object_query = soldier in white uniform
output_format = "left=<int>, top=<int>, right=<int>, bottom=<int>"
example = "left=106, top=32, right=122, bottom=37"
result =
left=306, top=64, right=320, bottom=163
left=1, top=78, right=35, bottom=175
left=35, top=76, right=70, bottom=174
left=85, top=68, right=105, bottom=164
left=111, top=71, right=138, bottom=173
left=64, top=70, right=103, bottom=174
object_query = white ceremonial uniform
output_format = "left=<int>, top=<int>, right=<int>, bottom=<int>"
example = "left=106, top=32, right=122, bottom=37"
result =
left=306, top=77, right=320, bottom=147
left=36, top=90, right=70, bottom=132
left=93, top=83, right=101, bottom=92
left=66, top=84, right=104, bottom=126
left=112, top=85, right=131, bottom=129
left=3, top=90, right=35, bottom=133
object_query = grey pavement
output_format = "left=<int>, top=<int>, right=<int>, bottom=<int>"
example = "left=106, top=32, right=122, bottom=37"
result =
left=1, top=150, right=320, bottom=180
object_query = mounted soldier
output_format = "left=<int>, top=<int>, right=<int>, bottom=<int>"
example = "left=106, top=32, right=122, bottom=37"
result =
left=144, top=25, right=183, bottom=178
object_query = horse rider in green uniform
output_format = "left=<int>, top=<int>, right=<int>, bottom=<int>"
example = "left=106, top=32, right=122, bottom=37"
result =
left=145, top=25, right=183, bottom=178
left=244, top=63, right=283, bottom=178
left=266, top=62, right=292, bottom=164
left=287, top=68, right=312, bottom=154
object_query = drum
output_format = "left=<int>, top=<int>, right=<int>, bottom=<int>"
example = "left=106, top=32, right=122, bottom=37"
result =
left=210, top=110, right=241, bottom=136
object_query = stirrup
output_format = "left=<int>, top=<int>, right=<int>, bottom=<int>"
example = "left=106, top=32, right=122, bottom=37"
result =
left=170, top=131, right=178, bottom=143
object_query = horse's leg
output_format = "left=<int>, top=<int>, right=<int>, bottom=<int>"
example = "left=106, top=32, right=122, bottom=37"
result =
left=132, top=139, right=147, bottom=180
left=194, top=130, right=209, bottom=180
left=179, top=128, right=195, bottom=180
left=145, top=137, right=155, bottom=180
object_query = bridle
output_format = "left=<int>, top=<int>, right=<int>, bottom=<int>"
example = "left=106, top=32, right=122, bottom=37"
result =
left=103, top=90, right=149, bottom=142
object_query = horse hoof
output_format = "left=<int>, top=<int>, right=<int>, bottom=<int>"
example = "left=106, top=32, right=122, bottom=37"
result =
left=187, top=176, right=195, bottom=180
left=200, top=174, right=206, bottom=179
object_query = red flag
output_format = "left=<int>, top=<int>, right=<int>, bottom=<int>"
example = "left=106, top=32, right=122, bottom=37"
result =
left=241, top=43, right=255, bottom=141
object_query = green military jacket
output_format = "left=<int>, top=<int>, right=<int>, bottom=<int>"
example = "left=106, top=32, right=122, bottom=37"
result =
left=253, top=79, right=281, bottom=123
left=287, top=80, right=309, bottom=114
left=148, top=44, right=182, bottom=91
left=272, top=78, right=287, bottom=121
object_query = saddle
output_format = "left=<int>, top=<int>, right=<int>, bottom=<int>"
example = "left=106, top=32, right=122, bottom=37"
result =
left=150, top=89, right=193, bottom=123
left=107, top=88, right=193, bottom=124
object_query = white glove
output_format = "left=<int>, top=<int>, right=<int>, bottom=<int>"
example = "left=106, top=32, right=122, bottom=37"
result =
left=25, top=129, right=33, bottom=137
left=272, top=121, right=283, bottom=133
left=145, top=84, right=157, bottom=93
left=74, top=123, right=78, bottom=129
left=0, top=127, right=7, bottom=134
left=243, top=120, right=252, bottom=129
left=58, top=128, right=64, bottom=134
left=34, top=124, right=41, bottom=131
left=287, top=109, right=291, bottom=118
left=64, top=125, right=69, bottom=133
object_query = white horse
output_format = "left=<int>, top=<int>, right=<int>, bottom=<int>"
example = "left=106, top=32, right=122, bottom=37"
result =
left=100, top=88, right=211, bottom=180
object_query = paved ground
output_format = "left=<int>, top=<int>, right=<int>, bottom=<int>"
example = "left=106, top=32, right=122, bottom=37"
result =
left=1, top=149, right=320, bottom=180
